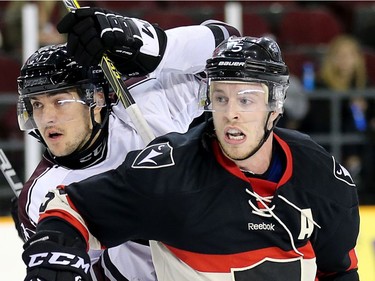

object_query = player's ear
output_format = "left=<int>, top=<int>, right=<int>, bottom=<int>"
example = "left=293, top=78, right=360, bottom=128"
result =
left=93, top=92, right=106, bottom=126
left=95, top=90, right=106, bottom=107
left=267, top=111, right=280, bottom=130
left=93, top=91, right=105, bottom=113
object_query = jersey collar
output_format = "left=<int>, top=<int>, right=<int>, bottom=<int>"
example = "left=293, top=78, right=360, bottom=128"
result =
left=211, top=132, right=293, bottom=187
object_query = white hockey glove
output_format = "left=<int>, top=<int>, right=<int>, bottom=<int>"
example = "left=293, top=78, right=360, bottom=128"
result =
left=57, top=7, right=167, bottom=76
left=22, top=231, right=91, bottom=281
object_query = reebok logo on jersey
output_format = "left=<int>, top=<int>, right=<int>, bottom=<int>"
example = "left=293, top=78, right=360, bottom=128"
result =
left=131, top=142, right=175, bottom=169
left=248, top=222, right=275, bottom=231
left=332, top=156, right=355, bottom=187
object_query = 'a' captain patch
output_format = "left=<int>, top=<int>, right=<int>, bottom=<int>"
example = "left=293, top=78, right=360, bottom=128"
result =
left=131, top=142, right=175, bottom=169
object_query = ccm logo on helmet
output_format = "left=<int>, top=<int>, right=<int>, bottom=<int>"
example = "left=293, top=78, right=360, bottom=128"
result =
left=27, top=252, right=90, bottom=274
left=218, top=61, right=245, bottom=66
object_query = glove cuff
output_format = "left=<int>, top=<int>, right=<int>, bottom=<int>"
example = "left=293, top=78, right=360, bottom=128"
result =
left=23, top=231, right=91, bottom=281
left=110, top=23, right=167, bottom=77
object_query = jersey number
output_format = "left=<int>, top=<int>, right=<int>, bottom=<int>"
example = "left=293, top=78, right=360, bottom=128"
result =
left=39, top=191, right=55, bottom=213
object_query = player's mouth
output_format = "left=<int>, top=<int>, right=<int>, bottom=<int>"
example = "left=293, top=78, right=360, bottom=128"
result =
left=224, top=128, right=246, bottom=144
left=45, top=129, right=63, bottom=140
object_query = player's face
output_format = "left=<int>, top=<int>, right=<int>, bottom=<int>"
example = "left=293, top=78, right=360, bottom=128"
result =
left=30, top=88, right=93, bottom=157
left=212, top=81, right=276, bottom=160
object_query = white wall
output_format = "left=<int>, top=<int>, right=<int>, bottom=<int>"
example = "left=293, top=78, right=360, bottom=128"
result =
left=0, top=218, right=25, bottom=280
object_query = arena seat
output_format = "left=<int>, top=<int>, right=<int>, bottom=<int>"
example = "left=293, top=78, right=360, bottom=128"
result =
left=278, top=8, right=343, bottom=47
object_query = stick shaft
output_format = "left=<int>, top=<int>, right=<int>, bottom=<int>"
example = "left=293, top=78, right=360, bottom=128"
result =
left=62, top=0, right=155, bottom=145
left=0, top=149, right=23, bottom=197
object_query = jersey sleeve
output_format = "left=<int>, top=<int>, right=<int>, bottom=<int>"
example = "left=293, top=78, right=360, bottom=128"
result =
left=114, top=18, right=240, bottom=77
left=36, top=159, right=167, bottom=250
left=313, top=163, right=360, bottom=280
left=316, top=202, right=359, bottom=280
left=153, top=21, right=241, bottom=75
left=18, top=156, right=55, bottom=242
left=18, top=180, right=36, bottom=242
left=37, top=186, right=102, bottom=251
left=36, top=135, right=193, bottom=250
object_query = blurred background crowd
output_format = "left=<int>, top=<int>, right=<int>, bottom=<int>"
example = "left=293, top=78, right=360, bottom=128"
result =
left=1, top=0, right=375, bottom=214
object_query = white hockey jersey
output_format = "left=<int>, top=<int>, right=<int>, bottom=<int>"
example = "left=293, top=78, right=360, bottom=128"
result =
left=18, top=24, right=232, bottom=281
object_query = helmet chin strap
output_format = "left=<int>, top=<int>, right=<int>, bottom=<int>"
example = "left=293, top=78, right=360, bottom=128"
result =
left=74, top=106, right=102, bottom=153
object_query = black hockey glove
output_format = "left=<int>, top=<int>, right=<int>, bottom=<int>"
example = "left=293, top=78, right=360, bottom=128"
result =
left=57, top=7, right=166, bottom=76
left=23, top=230, right=91, bottom=281
left=57, top=7, right=142, bottom=66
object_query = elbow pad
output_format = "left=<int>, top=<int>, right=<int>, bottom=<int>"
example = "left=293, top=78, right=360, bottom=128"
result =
left=201, top=19, right=241, bottom=47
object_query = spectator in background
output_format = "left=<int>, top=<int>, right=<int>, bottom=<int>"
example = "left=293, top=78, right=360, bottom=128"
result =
left=317, top=34, right=367, bottom=91
left=3, top=1, right=66, bottom=60
left=301, top=34, right=375, bottom=203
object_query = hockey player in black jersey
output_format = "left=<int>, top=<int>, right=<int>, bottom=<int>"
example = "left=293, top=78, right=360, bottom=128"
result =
left=22, top=36, right=360, bottom=281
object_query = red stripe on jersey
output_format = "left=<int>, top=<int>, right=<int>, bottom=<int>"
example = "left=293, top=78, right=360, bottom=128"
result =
left=211, top=139, right=248, bottom=182
left=164, top=242, right=315, bottom=272
left=212, top=134, right=293, bottom=187
left=39, top=210, right=90, bottom=250
left=248, top=177, right=278, bottom=199
left=316, top=248, right=358, bottom=278
left=273, top=133, right=293, bottom=186
left=348, top=248, right=358, bottom=270
left=211, top=134, right=293, bottom=206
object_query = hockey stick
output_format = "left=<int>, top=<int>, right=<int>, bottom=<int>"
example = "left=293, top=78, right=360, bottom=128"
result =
left=62, top=0, right=155, bottom=145
left=0, top=149, right=23, bottom=197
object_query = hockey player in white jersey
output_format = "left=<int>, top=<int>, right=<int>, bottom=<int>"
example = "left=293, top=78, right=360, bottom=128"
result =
left=16, top=8, right=240, bottom=281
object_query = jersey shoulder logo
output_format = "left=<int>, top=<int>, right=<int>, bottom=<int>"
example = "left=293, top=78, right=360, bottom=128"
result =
left=131, top=142, right=175, bottom=169
left=332, top=156, right=355, bottom=187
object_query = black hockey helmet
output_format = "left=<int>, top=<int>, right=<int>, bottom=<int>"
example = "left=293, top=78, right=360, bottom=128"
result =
left=17, top=43, right=110, bottom=131
left=200, top=36, right=289, bottom=113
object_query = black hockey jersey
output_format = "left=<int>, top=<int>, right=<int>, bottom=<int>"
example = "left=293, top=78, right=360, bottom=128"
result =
left=40, top=123, right=360, bottom=281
